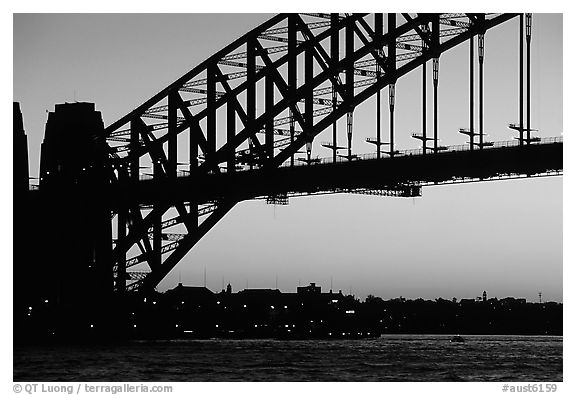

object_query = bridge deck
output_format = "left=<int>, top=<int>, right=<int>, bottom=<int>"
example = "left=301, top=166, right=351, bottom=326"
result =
left=118, top=138, right=562, bottom=206
left=27, top=138, right=563, bottom=206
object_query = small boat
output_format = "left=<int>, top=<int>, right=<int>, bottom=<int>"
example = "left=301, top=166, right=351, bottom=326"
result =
left=450, top=335, right=465, bottom=343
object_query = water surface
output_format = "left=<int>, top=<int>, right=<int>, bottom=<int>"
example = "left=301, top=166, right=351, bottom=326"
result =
left=14, top=335, right=562, bottom=381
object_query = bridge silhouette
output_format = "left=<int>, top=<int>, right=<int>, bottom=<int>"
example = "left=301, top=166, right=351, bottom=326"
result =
left=17, top=13, right=562, bottom=309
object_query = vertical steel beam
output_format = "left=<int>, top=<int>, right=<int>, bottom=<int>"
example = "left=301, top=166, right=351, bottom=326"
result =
left=168, top=91, right=178, bottom=175
left=152, top=156, right=162, bottom=272
left=432, top=15, right=440, bottom=153
left=526, top=13, right=532, bottom=143
left=331, top=13, right=339, bottom=163
left=247, top=39, right=256, bottom=169
left=478, top=32, right=485, bottom=149
left=189, top=116, right=198, bottom=176
left=305, top=34, right=314, bottom=161
left=375, top=13, right=383, bottom=159
left=227, top=101, right=236, bottom=173
left=129, top=119, right=140, bottom=182
left=288, top=15, right=297, bottom=167
left=388, top=13, right=396, bottom=157
left=389, top=84, right=395, bottom=156
left=433, top=58, right=439, bottom=153
left=265, top=73, right=274, bottom=160
left=116, top=183, right=127, bottom=294
left=469, top=34, right=474, bottom=151
left=346, top=15, right=354, bottom=160
left=519, top=14, right=524, bottom=146
left=207, top=64, right=217, bottom=156
left=422, top=24, right=427, bottom=155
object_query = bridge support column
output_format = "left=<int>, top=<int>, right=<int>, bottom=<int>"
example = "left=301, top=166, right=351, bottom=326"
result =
left=388, top=13, right=396, bottom=157
left=431, top=15, right=440, bottom=153
left=526, top=13, right=532, bottom=144
left=247, top=40, right=256, bottom=170
left=168, top=91, right=178, bottom=176
left=479, top=32, right=485, bottom=149
left=331, top=13, right=339, bottom=163
left=421, top=24, right=427, bottom=155
left=433, top=58, right=439, bottom=153
left=117, top=179, right=127, bottom=294
left=375, top=13, right=383, bottom=159
left=36, top=102, right=115, bottom=340
left=305, top=31, right=314, bottom=162
left=469, top=35, right=474, bottom=151
left=389, top=84, right=395, bottom=157
left=346, top=15, right=354, bottom=161
left=519, top=14, right=524, bottom=145
left=227, top=98, right=236, bottom=172
left=207, top=65, right=217, bottom=156
left=288, top=14, right=297, bottom=167
left=152, top=150, right=163, bottom=271
left=265, top=71, right=274, bottom=160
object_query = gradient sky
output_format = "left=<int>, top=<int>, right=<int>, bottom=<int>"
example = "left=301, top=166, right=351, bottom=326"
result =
left=13, top=13, right=563, bottom=302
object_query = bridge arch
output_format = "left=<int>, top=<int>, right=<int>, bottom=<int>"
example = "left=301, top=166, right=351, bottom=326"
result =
left=102, top=13, right=554, bottom=293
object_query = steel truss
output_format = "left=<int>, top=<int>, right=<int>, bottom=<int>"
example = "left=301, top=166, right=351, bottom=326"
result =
left=104, top=13, right=520, bottom=293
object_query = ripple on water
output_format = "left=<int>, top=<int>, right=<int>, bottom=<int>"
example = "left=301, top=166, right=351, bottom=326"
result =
left=14, top=335, right=562, bottom=382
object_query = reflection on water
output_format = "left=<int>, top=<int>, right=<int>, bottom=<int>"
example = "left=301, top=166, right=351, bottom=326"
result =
left=14, top=335, right=562, bottom=382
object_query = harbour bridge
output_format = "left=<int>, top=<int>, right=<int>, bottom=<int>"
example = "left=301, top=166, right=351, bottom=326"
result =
left=15, top=13, right=562, bottom=308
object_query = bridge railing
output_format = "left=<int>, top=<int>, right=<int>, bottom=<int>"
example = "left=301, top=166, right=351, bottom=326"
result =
left=132, top=136, right=562, bottom=180
left=279, top=136, right=563, bottom=168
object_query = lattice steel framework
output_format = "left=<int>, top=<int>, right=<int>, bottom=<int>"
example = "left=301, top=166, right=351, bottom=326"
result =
left=104, top=13, right=521, bottom=293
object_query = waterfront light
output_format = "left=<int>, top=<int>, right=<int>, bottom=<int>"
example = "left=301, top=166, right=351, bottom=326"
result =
left=44, top=299, right=49, bottom=303
left=28, top=306, right=32, bottom=310
left=133, top=324, right=137, bottom=328
left=90, top=324, right=94, bottom=328
left=270, top=305, right=275, bottom=309
left=215, top=324, right=219, bottom=328
left=244, top=304, right=247, bottom=308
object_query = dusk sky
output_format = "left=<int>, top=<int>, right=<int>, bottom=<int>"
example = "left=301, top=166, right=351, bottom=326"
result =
left=12, top=12, right=563, bottom=302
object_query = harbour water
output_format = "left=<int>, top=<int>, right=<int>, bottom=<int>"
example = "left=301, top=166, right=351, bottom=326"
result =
left=14, top=335, right=562, bottom=382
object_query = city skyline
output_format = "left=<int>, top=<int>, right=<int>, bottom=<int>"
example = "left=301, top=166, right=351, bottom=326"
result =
left=13, top=13, right=563, bottom=302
